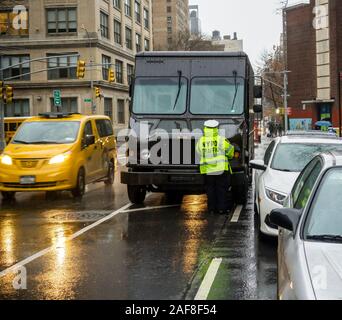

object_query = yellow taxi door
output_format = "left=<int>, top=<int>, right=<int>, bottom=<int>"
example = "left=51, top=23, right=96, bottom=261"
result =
left=81, top=120, right=98, bottom=182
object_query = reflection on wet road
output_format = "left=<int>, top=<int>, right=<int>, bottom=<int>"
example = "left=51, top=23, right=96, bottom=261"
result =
left=0, top=146, right=277, bottom=300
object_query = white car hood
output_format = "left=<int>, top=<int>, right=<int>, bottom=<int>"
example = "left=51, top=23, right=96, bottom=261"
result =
left=304, top=242, right=342, bottom=300
left=264, top=168, right=300, bottom=194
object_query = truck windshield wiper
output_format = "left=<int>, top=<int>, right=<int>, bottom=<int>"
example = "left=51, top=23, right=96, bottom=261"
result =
left=231, top=71, right=239, bottom=112
left=173, top=70, right=182, bottom=110
left=307, top=234, right=342, bottom=243
left=13, top=140, right=30, bottom=144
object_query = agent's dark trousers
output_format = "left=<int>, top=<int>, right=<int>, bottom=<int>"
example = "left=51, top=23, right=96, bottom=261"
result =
left=204, top=171, right=232, bottom=212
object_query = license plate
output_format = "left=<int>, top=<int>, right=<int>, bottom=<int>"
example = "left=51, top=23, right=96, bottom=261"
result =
left=20, top=176, right=36, bottom=185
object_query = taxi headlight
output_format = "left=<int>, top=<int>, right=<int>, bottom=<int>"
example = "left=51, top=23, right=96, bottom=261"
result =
left=1, top=155, right=13, bottom=166
left=49, top=152, right=71, bottom=165
left=265, top=188, right=287, bottom=205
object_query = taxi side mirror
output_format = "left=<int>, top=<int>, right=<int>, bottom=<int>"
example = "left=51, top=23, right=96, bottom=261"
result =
left=84, top=134, right=95, bottom=147
left=270, top=208, right=301, bottom=232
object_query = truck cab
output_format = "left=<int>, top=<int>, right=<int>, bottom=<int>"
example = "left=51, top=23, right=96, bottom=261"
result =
left=121, top=51, right=262, bottom=204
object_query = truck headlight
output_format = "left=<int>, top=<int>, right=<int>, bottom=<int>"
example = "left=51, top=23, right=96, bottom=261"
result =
left=1, top=155, right=13, bottom=166
left=49, top=152, right=71, bottom=165
left=265, top=188, right=286, bottom=205
left=140, top=149, right=150, bottom=161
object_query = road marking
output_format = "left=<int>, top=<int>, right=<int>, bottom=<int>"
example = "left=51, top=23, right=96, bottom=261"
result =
left=230, top=205, right=243, bottom=223
left=194, top=258, right=222, bottom=300
left=121, top=204, right=180, bottom=213
left=0, top=202, right=132, bottom=278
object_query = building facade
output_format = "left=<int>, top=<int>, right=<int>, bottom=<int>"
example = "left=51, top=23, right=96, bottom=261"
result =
left=189, top=5, right=201, bottom=36
left=152, top=0, right=189, bottom=50
left=286, top=0, right=342, bottom=132
left=0, top=0, right=153, bottom=134
left=211, top=32, right=243, bottom=52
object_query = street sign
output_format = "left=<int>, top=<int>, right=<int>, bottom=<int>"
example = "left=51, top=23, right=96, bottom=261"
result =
left=84, top=98, right=92, bottom=103
left=53, top=90, right=62, bottom=107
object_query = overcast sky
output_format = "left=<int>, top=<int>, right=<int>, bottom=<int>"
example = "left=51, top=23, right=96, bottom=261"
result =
left=189, top=0, right=310, bottom=67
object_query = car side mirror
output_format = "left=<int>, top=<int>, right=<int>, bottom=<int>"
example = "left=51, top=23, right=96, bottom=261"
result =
left=253, top=104, right=263, bottom=113
left=270, top=208, right=301, bottom=232
left=85, top=134, right=95, bottom=147
left=254, top=85, right=263, bottom=99
left=250, top=159, right=267, bottom=171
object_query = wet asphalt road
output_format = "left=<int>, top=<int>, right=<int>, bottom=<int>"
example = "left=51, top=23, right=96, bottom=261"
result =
left=0, top=139, right=277, bottom=300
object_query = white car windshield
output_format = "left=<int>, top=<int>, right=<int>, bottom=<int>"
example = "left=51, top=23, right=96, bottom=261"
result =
left=271, top=143, right=342, bottom=172
left=305, top=168, right=342, bottom=239
left=13, top=121, right=80, bottom=145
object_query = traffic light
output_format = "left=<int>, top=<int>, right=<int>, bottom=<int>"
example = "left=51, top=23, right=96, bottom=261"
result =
left=4, top=86, right=13, bottom=104
left=77, top=60, right=86, bottom=79
left=95, top=87, right=101, bottom=98
left=108, top=68, right=115, bottom=83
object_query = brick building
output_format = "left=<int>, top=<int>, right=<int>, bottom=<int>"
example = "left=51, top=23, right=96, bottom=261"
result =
left=285, top=0, right=342, bottom=132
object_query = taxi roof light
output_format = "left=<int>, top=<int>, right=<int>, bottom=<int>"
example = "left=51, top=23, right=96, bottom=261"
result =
left=38, top=112, right=81, bottom=119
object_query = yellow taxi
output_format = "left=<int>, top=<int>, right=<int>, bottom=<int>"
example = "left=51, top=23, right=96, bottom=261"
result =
left=0, top=113, right=116, bottom=200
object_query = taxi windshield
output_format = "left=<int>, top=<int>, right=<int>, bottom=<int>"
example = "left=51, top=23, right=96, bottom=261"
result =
left=13, top=121, right=80, bottom=145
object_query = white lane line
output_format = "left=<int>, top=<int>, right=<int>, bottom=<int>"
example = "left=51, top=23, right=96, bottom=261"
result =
left=195, top=258, right=222, bottom=300
left=0, top=202, right=132, bottom=278
left=121, top=204, right=180, bottom=213
left=230, top=205, right=243, bottom=223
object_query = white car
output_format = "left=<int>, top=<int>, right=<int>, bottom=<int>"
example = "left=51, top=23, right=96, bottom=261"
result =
left=270, top=152, right=342, bottom=300
left=251, top=132, right=342, bottom=237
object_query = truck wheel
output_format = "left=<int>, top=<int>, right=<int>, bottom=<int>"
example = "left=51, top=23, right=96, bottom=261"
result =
left=72, top=168, right=86, bottom=199
left=127, top=185, right=146, bottom=204
left=233, top=180, right=248, bottom=205
left=104, top=161, right=115, bottom=185
left=2, top=192, right=16, bottom=201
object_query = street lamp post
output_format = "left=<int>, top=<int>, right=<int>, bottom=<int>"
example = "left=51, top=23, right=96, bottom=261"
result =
left=338, top=71, right=342, bottom=137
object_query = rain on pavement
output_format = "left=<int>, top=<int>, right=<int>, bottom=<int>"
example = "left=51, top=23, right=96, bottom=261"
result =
left=0, top=139, right=277, bottom=300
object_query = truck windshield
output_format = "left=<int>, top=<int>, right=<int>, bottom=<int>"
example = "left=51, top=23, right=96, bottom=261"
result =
left=190, top=77, right=244, bottom=115
left=133, top=77, right=187, bottom=114
left=13, top=121, right=80, bottom=144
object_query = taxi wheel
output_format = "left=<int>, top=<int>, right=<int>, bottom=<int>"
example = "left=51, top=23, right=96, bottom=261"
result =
left=2, top=191, right=16, bottom=201
left=72, top=168, right=86, bottom=198
left=104, top=161, right=115, bottom=185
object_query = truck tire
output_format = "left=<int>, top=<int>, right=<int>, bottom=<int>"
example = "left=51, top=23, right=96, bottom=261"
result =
left=127, top=185, right=146, bottom=204
left=233, top=178, right=248, bottom=205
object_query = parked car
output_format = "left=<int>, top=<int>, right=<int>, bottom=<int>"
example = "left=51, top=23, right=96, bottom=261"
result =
left=0, top=113, right=116, bottom=200
left=270, top=152, right=342, bottom=300
left=250, top=131, right=342, bottom=237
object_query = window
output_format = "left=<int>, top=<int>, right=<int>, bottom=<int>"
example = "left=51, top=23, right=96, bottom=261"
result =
left=47, top=8, right=77, bottom=34
left=125, top=26, right=132, bottom=49
left=113, top=0, right=121, bottom=10
left=104, top=98, right=113, bottom=121
left=124, top=0, right=132, bottom=17
left=167, top=6, right=172, bottom=13
left=114, top=19, right=122, bottom=45
left=117, top=99, right=126, bottom=124
left=135, top=33, right=141, bottom=52
left=102, top=55, right=111, bottom=81
left=135, top=1, right=141, bottom=23
left=0, top=10, right=29, bottom=36
left=47, top=53, right=77, bottom=80
left=96, top=119, right=114, bottom=137
left=1, top=55, right=30, bottom=81
left=51, top=97, right=78, bottom=113
left=115, top=60, right=123, bottom=84
left=83, top=121, right=94, bottom=145
left=143, top=8, right=149, bottom=29
left=264, top=141, right=276, bottom=166
left=127, top=64, right=134, bottom=85
left=4, top=99, right=30, bottom=117
left=294, top=160, right=322, bottom=210
left=144, top=38, right=150, bottom=51
left=100, top=12, right=109, bottom=38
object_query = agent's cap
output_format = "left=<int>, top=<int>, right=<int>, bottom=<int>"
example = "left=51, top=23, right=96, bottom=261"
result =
left=204, top=120, right=219, bottom=128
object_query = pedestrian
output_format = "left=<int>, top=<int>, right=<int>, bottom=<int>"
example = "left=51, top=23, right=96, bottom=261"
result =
left=196, top=120, right=235, bottom=215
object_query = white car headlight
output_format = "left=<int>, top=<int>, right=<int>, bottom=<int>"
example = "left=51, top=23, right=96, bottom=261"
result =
left=1, top=155, right=13, bottom=166
left=265, top=188, right=287, bottom=205
left=49, top=152, right=71, bottom=165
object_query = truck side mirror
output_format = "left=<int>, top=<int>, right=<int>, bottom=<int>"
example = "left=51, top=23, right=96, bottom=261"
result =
left=253, top=105, right=263, bottom=113
left=254, top=85, right=263, bottom=99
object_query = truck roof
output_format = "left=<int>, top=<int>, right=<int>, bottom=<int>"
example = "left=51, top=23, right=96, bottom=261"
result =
left=136, top=51, right=249, bottom=58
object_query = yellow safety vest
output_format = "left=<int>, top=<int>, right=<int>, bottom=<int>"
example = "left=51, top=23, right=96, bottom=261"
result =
left=196, top=127, right=234, bottom=175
